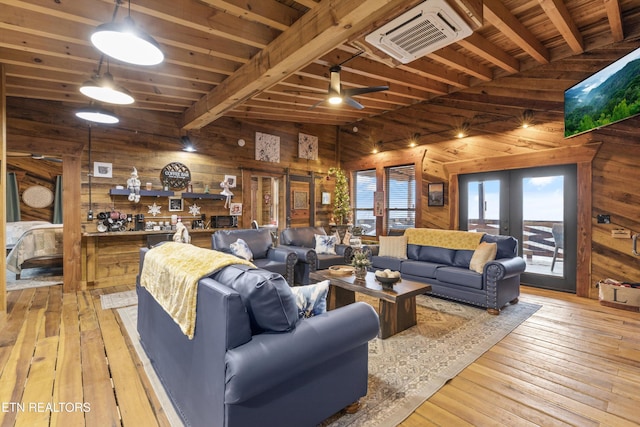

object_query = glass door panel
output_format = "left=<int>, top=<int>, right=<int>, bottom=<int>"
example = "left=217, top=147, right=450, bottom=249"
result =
left=521, top=175, right=564, bottom=277
left=465, top=179, right=501, bottom=235
left=460, top=165, right=576, bottom=292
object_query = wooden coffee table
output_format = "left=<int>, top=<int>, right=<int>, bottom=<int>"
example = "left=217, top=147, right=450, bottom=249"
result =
left=309, top=270, right=432, bottom=339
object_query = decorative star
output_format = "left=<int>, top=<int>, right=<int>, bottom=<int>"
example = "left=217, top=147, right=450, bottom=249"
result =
left=148, top=203, right=162, bottom=217
left=189, top=203, right=201, bottom=216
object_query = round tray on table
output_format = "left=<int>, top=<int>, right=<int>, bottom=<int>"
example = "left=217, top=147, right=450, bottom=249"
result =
left=328, top=265, right=355, bottom=276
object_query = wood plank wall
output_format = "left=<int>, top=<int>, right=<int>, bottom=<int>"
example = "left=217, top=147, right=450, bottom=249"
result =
left=339, top=42, right=640, bottom=299
left=6, top=98, right=339, bottom=289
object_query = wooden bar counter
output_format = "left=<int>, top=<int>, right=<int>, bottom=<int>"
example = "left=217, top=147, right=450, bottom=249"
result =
left=81, top=228, right=219, bottom=289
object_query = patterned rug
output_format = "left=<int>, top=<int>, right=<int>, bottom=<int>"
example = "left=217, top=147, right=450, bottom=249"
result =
left=100, top=290, right=138, bottom=310
left=5, top=267, right=63, bottom=291
left=118, top=295, right=540, bottom=427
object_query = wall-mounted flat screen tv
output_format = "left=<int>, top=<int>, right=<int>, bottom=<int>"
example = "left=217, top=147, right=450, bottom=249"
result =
left=564, top=47, right=640, bottom=138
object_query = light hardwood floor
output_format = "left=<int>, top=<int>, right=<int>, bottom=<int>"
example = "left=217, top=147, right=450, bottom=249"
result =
left=0, top=284, right=638, bottom=427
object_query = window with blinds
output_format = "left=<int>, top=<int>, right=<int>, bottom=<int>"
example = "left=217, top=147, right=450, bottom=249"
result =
left=353, top=170, right=376, bottom=236
left=386, top=165, right=415, bottom=233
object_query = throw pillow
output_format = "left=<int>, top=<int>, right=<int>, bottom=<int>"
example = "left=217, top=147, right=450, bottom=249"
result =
left=378, top=235, right=408, bottom=259
left=469, top=242, right=497, bottom=273
left=315, top=234, right=337, bottom=254
left=342, top=230, right=352, bottom=245
left=291, top=280, right=329, bottom=318
left=211, top=265, right=298, bottom=334
left=230, top=238, right=253, bottom=261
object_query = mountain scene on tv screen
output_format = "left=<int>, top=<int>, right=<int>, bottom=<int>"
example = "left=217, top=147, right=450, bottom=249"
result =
left=564, top=58, right=640, bottom=137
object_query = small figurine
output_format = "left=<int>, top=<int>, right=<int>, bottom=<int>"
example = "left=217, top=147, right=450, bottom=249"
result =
left=220, top=179, right=234, bottom=208
left=173, top=220, right=191, bottom=243
left=127, top=167, right=141, bottom=203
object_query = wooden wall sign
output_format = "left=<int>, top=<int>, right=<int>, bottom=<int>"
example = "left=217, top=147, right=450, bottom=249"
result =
left=161, top=162, right=191, bottom=189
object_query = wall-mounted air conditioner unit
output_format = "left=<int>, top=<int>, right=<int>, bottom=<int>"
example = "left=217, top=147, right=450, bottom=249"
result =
left=365, top=0, right=473, bottom=64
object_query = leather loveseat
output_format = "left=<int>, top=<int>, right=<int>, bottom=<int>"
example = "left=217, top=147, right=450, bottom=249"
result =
left=212, top=228, right=297, bottom=285
left=136, top=247, right=379, bottom=427
left=370, top=228, right=526, bottom=314
left=279, top=226, right=353, bottom=284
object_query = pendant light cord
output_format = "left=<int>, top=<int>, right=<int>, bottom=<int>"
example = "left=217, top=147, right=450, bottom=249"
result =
left=88, top=124, right=93, bottom=217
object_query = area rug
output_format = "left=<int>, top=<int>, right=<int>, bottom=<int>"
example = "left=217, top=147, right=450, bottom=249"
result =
left=5, top=267, right=63, bottom=291
left=101, top=290, right=138, bottom=310
left=117, top=296, right=540, bottom=427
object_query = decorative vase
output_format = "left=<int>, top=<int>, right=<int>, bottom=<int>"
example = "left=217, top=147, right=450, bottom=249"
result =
left=354, top=266, right=367, bottom=280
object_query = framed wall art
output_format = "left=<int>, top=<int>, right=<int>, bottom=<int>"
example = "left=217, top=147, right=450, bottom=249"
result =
left=168, top=197, right=184, bottom=211
left=428, top=182, right=445, bottom=206
left=229, top=202, right=243, bottom=216
left=93, top=162, right=112, bottom=178
left=293, top=191, right=308, bottom=210
left=298, top=133, right=318, bottom=160
left=255, top=132, right=280, bottom=163
left=321, top=192, right=331, bottom=205
left=224, top=175, right=237, bottom=188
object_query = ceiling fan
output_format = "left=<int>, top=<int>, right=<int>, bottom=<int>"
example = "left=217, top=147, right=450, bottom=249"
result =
left=309, top=64, right=389, bottom=110
left=309, top=65, right=389, bottom=110
left=300, top=51, right=389, bottom=110
left=7, top=152, right=62, bottom=163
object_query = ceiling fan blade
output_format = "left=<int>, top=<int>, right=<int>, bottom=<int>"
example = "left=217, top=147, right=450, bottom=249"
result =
left=344, top=85, right=389, bottom=97
left=308, top=99, right=326, bottom=110
left=343, top=96, right=364, bottom=110
left=43, top=157, right=63, bottom=163
left=7, top=152, right=31, bottom=158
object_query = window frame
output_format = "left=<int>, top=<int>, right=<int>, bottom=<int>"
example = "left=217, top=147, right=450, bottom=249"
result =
left=384, top=164, right=416, bottom=234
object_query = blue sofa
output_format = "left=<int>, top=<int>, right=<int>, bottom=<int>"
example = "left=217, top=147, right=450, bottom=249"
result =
left=370, top=228, right=525, bottom=314
left=136, top=247, right=379, bottom=427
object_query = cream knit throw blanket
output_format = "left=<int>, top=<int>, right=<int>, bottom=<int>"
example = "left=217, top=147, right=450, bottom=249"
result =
left=140, top=242, right=255, bottom=339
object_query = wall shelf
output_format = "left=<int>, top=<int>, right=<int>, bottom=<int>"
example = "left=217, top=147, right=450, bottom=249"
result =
left=110, top=189, right=175, bottom=197
left=181, top=192, right=227, bottom=200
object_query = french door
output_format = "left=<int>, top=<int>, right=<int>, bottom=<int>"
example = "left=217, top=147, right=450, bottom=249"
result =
left=459, top=165, right=577, bottom=292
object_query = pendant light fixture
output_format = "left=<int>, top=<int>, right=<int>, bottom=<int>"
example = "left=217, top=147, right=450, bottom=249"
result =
left=91, top=0, right=164, bottom=66
left=180, top=136, right=197, bottom=152
left=75, top=105, right=119, bottom=124
left=80, top=60, right=134, bottom=105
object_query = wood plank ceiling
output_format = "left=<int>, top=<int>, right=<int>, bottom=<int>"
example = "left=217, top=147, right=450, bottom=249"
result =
left=1, top=0, right=638, bottom=128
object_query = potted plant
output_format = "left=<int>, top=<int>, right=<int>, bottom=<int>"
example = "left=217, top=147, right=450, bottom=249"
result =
left=351, top=250, right=371, bottom=280
left=328, top=167, right=351, bottom=225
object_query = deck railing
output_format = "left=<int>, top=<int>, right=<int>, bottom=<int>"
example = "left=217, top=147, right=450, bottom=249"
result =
left=467, top=219, right=562, bottom=260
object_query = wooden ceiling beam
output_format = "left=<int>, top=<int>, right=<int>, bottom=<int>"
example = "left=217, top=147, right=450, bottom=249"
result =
left=291, top=0, right=319, bottom=10
left=537, top=0, right=584, bottom=54
left=198, top=0, right=302, bottom=31
left=181, top=0, right=423, bottom=130
left=401, top=59, right=470, bottom=89
left=121, top=0, right=278, bottom=49
left=484, top=0, right=551, bottom=64
left=457, top=33, right=520, bottom=74
left=430, top=46, right=494, bottom=81
left=603, top=0, right=624, bottom=42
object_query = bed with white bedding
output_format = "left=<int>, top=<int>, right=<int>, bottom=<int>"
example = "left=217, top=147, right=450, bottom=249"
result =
left=6, top=221, right=63, bottom=279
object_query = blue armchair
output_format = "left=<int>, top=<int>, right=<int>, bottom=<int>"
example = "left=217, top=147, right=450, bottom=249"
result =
left=279, top=226, right=353, bottom=285
left=212, top=228, right=297, bottom=285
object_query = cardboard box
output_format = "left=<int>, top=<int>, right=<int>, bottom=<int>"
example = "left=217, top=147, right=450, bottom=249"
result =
left=598, top=281, right=640, bottom=312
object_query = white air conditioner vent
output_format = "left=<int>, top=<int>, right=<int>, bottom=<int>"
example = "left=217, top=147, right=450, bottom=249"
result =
left=365, top=0, right=473, bottom=64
